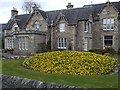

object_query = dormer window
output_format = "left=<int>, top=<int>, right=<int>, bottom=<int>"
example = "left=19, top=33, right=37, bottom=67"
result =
left=13, top=24, right=19, bottom=32
left=59, top=23, right=65, bottom=32
left=34, top=21, right=40, bottom=31
left=103, top=18, right=114, bottom=30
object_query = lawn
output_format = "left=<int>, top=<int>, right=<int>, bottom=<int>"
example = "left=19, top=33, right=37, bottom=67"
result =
left=1, top=58, right=119, bottom=89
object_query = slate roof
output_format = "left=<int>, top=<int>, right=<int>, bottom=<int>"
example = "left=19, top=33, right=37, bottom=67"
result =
left=4, top=14, right=31, bottom=30
left=88, top=1, right=120, bottom=20
left=4, top=1, right=120, bottom=30
left=47, top=7, right=92, bottom=25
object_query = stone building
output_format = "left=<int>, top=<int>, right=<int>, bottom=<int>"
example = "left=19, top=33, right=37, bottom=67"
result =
left=4, top=1, right=120, bottom=55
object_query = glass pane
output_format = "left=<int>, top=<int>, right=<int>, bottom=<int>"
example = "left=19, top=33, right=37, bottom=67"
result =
left=61, top=38, right=63, bottom=42
left=64, top=38, right=66, bottom=42
left=61, top=43, right=64, bottom=47
left=60, top=23, right=65, bottom=31
left=111, top=19, right=114, bottom=24
left=111, top=24, right=114, bottom=29
left=104, top=36, right=112, bottom=39
left=103, top=19, right=106, bottom=24
left=104, top=40, right=112, bottom=46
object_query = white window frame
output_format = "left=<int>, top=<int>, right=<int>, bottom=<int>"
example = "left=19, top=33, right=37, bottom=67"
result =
left=19, top=37, right=22, bottom=50
left=6, top=38, right=14, bottom=49
left=22, top=37, right=25, bottom=50
left=34, top=21, right=40, bottom=31
left=59, top=23, right=65, bottom=32
left=25, top=37, right=28, bottom=50
left=58, top=38, right=67, bottom=49
left=103, top=18, right=114, bottom=30
left=19, top=37, right=28, bottom=50
left=84, top=37, right=88, bottom=51
left=11, top=39, right=13, bottom=49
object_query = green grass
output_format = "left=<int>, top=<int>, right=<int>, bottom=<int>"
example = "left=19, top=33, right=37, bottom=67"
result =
left=2, top=58, right=119, bottom=88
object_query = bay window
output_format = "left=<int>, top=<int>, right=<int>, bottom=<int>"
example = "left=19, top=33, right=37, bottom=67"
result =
left=19, top=37, right=28, bottom=50
left=5, top=38, right=14, bottom=49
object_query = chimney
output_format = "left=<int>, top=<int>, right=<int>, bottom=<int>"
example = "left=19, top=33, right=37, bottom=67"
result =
left=11, top=7, right=18, bottom=18
left=32, top=4, right=38, bottom=14
left=66, top=3, right=74, bottom=9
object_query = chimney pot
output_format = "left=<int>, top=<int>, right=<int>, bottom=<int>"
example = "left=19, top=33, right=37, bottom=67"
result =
left=11, top=7, right=18, bottom=18
left=66, top=3, right=74, bottom=9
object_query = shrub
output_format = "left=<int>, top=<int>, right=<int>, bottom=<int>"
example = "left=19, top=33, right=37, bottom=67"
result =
left=104, top=53, right=111, bottom=56
left=89, top=49, right=103, bottom=54
left=4, top=49, right=14, bottom=54
left=89, top=47, right=116, bottom=55
left=23, top=51, right=117, bottom=75
left=103, top=47, right=116, bottom=55
left=118, top=49, right=120, bottom=55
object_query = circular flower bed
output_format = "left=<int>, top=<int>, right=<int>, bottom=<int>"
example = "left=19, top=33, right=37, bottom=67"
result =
left=23, top=51, right=117, bottom=75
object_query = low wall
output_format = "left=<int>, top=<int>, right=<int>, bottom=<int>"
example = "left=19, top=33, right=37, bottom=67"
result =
left=0, top=74, right=92, bottom=89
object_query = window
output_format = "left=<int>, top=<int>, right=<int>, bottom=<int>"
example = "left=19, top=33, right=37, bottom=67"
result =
left=19, top=37, right=22, bottom=50
left=59, top=23, right=65, bottom=32
left=103, top=36, right=113, bottom=48
left=4, top=30, right=7, bottom=36
left=103, top=18, right=114, bottom=30
left=58, top=38, right=67, bottom=49
left=19, top=37, right=28, bottom=50
left=13, top=24, right=19, bottom=32
left=84, top=21, right=89, bottom=32
left=34, top=21, right=40, bottom=31
left=25, top=37, right=28, bottom=50
left=6, top=38, right=14, bottom=49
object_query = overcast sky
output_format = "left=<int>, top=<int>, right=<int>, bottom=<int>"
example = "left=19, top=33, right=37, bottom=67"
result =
left=0, top=0, right=119, bottom=23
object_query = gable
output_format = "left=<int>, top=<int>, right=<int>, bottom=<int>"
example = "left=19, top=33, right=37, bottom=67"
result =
left=102, top=2, right=118, bottom=14
left=25, top=10, right=48, bottom=31
left=100, top=2, right=119, bottom=19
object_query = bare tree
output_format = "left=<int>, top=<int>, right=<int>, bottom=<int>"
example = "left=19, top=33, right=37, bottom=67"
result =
left=22, top=0, right=41, bottom=14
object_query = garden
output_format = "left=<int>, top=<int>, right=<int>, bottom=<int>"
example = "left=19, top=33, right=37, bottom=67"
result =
left=1, top=49, right=120, bottom=88
left=23, top=51, right=117, bottom=75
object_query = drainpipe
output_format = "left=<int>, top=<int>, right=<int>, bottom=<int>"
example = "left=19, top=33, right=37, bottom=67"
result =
left=51, top=20, right=53, bottom=50
left=72, top=27, right=75, bottom=51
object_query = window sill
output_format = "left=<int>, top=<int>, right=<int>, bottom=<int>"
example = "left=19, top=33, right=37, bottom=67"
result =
left=84, top=31, right=88, bottom=33
left=59, top=31, right=65, bottom=32
left=103, top=29, right=114, bottom=31
left=58, top=47, right=67, bottom=49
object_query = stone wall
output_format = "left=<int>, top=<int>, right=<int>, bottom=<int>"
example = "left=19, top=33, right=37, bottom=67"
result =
left=76, top=21, right=84, bottom=51
left=0, top=74, right=93, bottom=89
left=52, top=18, right=76, bottom=50
left=118, top=18, right=120, bottom=50
left=99, top=3, right=119, bottom=51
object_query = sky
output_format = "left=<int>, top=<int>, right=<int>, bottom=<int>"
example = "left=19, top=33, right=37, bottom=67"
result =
left=0, top=0, right=119, bottom=23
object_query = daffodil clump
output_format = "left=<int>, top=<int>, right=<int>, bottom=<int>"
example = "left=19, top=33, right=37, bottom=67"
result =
left=23, top=51, right=117, bottom=75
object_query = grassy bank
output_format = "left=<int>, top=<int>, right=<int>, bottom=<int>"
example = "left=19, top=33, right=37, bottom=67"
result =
left=2, top=59, right=118, bottom=88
